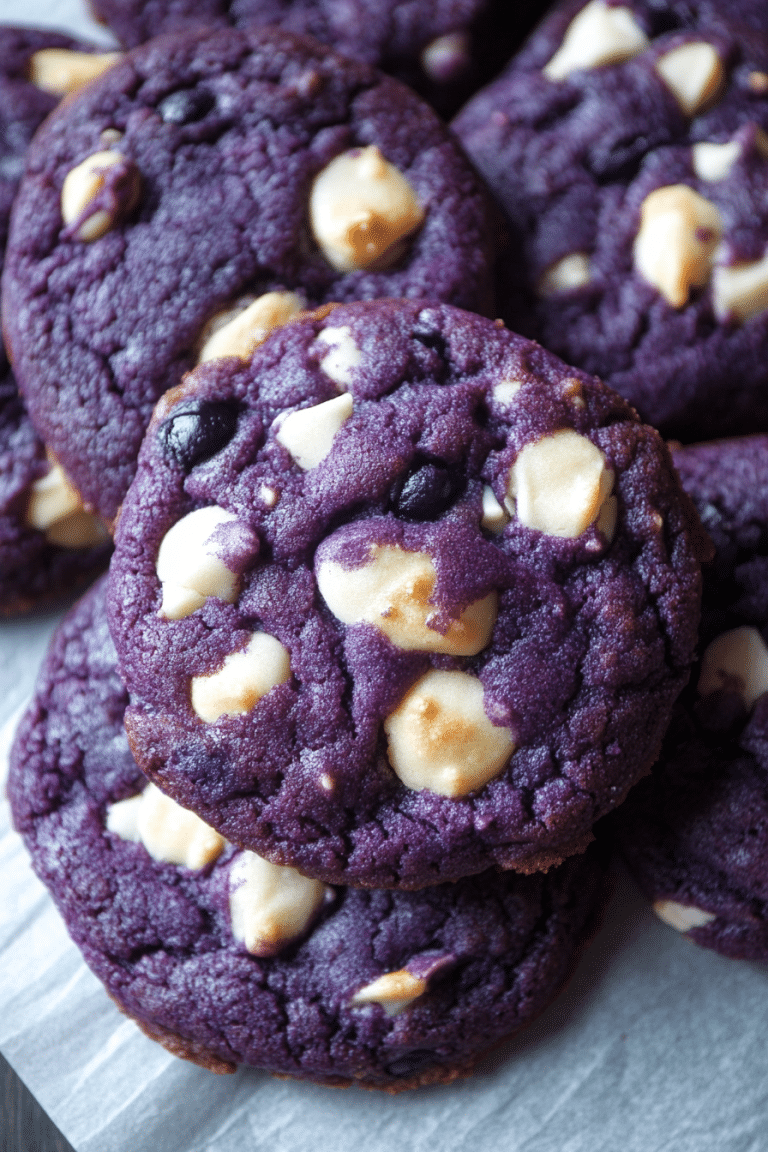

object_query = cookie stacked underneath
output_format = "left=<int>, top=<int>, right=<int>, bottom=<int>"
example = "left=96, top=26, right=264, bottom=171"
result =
left=614, top=435, right=768, bottom=961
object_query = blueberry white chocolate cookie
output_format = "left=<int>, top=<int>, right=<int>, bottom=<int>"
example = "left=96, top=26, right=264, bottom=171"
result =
left=454, top=0, right=768, bottom=440
left=614, top=435, right=768, bottom=961
left=3, top=25, right=495, bottom=524
left=9, top=577, right=606, bottom=1090
left=108, top=299, right=705, bottom=889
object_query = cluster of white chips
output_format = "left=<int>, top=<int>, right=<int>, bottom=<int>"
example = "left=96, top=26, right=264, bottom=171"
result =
left=154, top=326, right=616, bottom=800
left=537, top=0, right=768, bottom=324
left=105, top=782, right=427, bottom=1013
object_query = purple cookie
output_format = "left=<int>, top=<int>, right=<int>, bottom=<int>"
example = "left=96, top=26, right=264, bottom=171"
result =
left=0, top=367, right=111, bottom=614
left=454, top=0, right=768, bottom=441
left=0, top=26, right=120, bottom=256
left=614, top=435, right=768, bottom=960
left=9, top=576, right=606, bottom=1090
left=3, top=25, right=496, bottom=525
left=0, top=28, right=120, bottom=611
left=108, top=299, right=705, bottom=889
left=87, top=0, right=552, bottom=117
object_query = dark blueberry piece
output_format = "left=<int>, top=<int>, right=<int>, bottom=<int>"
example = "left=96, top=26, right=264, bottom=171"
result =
left=589, top=131, right=669, bottom=183
left=385, top=1050, right=436, bottom=1078
left=394, top=462, right=464, bottom=520
left=158, top=88, right=216, bottom=124
left=412, top=329, right=448, bottom=360
left=159, top=400, right=238, bottom=471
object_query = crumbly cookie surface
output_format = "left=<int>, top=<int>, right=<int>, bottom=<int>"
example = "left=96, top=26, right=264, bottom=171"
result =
left=3, top=25, right=495, bottom=523
left=108, top=299, right=704, bottom=888
left=9, top=577, right=605, bottom=1090
left=615, top=435, right=768, bottom=960
left=454, top=0, right=768, bottom=440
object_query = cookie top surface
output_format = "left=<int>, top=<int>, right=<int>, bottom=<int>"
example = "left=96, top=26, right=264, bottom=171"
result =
left=3, top=25, right=495, bottom=524
left=88, top=0, right=548, bottom=117
left=614, top=434, right=768, bottom=961
left=454, top=0, right=768, bottom=441
left=108, top=299, right=704, bottom=889
left=9, top=576, right=605, bottom=1090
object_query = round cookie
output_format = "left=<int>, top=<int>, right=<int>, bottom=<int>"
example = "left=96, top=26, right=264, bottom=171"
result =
left=8, top=576, right=606, bottom=1090
left=454, top=0, right=768, bottom=441
left=614, top=434, right=768, bottom=961
left=3, top=25, right=496, bottom=526
left=87, top=0, right=552, bottom=118
left=0, top=28, right=120, bottom=612
left=108, top=299, right=706, bottom=889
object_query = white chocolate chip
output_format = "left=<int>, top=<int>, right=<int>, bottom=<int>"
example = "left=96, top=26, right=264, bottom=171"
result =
left=492, top=379, right=523, bottom=407
left=506, top=429, right=614, bottom=539
left=543, top=1, right=648, bottom=82
left=100, top=128, right=122, bottom=145
left=309, top=146, right=424, bottom=272
left=698, top=625, right=768, bottom=710
left=384, top=669, right=515, bottom=797
left=45, top=509, right=109, bottom=548
left=26, top=462, right=82, bottom=531
left=156, top=505, right=253, bottom=620
left=315, top=326, right=363, bottom=389
left=481, top=486, right=509, bottom=534
left=29, top=49, right=122, bottom=96
left=595, top=494, right=618, bottom=542
left=190, top=632, right=291, bottom=723
left=749, top=71, right=768, bottom=94
left=538, top=253, right=591, bottom=296
left=229, top=850, right=327, bottom=956
left=260, top=484, right=278, bottom=506
left=25, top=459, right=107, bottom=549
left=317, top=544, right=497, bottom=655
left=420, top=32, right=470, bottom=83
left=61, top=150, right=138, bottom=241
left=106, top=783, right=226, bottom=869
left=691, top=139, right=742, bottom=181
left=275, top=393, right=354, bottom=470
left=633, top=184, right=722, bottom=308
left=656, top=41, right=724, bottom=116
left=351, top=970, right=428, bottom=1016
left=653, top=899, right=717, bottom=932
left=319, top=773, right=334, bottom=792
left=712, top=250, right=768, bottom=323
left=197, top=291, right=303, bottom=364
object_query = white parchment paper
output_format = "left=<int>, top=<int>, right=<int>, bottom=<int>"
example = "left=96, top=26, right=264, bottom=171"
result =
left=2, top=2, right=768, bottom=1147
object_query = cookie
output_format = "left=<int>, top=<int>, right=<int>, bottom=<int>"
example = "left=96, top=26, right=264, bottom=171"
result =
left=3, top=25, right=496, bottom=526
left=8, top=576, right=606, bottom=1090
left=87, top=0, right=551, bottom=117
left=107, top=298, right=705, bottom=889
left=454, top=0, right=768, bottom=441
left=0, top=25, right=121, bottom=256
left=614, top=435, right=768, bottom=961
left=0, top=367, right=111, bottom=613
left=0, top=28, right=120, bottom=611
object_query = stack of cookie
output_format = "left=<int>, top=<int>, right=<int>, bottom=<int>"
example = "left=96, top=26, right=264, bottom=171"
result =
left=453, top=0, right=768, bottom=965
left=4, top=0, right=761, bottom=1094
